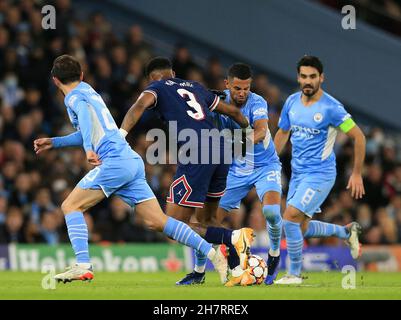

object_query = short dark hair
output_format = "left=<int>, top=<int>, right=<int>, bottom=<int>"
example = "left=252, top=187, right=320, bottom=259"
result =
left=51, top=55, right=82, bottom=84
left=228, top=63, right=252, bottom=80
left=297, top=55, right=324, bottom=74
left=146, top=57, right=172, bottom=76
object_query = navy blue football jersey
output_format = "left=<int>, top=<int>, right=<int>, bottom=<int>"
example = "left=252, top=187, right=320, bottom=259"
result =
left=144, top=78, right=220, bottom=144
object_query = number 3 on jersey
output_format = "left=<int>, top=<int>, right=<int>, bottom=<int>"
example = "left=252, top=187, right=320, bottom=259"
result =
left=177, top=88, right=205, bottom=120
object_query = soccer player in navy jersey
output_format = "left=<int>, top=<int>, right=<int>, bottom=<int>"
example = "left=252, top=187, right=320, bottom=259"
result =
left=120, top=57, right=255, bottom=285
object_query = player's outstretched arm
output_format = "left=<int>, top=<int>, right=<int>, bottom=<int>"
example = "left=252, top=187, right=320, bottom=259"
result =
left=120, top=92, right=156, bottom=137
left=273, top=128, right=290, bottom=155
left=34, top=131, right=83, bottom=154
left=213, top=100, right=249, bottom=128
left=345, top=125, right=366, bottom=199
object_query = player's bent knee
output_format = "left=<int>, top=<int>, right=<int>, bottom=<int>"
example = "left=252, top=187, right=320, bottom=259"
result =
left=61, top=198, right=85, bottom=214
left=301, top=220, right=310, bottom=234
left=283, top=206, right=304, bottom=222
left=61, top=200, right=75, bottom=214
left=262, top=205, right=281, bottom=224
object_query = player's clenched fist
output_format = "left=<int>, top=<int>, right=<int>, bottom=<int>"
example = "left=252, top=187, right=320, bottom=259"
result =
left=86, top=150, right=102, bottom=166
left=33, top=138, right=53, bottom=154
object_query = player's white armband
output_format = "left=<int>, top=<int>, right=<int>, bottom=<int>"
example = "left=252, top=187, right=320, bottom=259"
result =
left=119, top=128, right=128, bottom=138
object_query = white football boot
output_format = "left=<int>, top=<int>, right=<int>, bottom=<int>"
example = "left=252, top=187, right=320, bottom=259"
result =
left=275, top=274, right=303, bottom=285
left=54, top=264, right=94, bottom=283
left=210, top=245, right=229, bottom=284
left=345, top=222, right=362, bottom=259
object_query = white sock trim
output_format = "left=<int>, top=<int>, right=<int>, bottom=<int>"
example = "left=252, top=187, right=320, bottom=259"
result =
left=269, top=248, right=280, bottom=257
left=194, top=265, right=206, bottom=273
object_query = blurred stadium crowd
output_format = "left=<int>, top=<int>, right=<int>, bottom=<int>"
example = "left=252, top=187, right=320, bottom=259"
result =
left=0, top=0, right=401, bottom=246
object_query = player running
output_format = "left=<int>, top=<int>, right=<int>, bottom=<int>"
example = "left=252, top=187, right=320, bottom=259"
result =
left=274, top=56, right=366, bottom=285
left=120, top=57, right=255, bottom=285
left=34, top=55, right=237, bottom=283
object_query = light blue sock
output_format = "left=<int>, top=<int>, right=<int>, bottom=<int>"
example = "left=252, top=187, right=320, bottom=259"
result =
left=163, top=217, right=213, bottom=257
left=65, top=211, right=90, bottom=263
left=263, top=205, right=282, bottom=253
left=194, top=250, right=207, bottom=273
left=283, top=220, right=303, bottom=277
left=304, top=221, right=349, bottom=239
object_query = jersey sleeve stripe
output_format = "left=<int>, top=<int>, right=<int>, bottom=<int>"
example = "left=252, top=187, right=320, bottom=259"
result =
left=209, top=95, right=220, bottom=112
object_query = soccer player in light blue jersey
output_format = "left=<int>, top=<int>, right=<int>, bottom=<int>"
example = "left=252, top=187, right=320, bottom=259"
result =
left=274, top=56, right=366, bottom=285
left=33, top=55, right=223, bottom=283
left=205, top=63, right=283, bottom=287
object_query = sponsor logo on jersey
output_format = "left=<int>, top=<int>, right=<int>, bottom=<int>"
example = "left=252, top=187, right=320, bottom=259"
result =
left=291, top=125, right=321, bottom=140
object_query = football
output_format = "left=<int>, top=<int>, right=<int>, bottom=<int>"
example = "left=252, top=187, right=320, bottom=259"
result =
left=245, top=254, right=268, bottom=285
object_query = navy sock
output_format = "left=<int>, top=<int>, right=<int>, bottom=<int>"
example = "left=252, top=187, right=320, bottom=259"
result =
left=227, top=244, right=240, bottom=269
left=204, top=227, right=233, bottom=245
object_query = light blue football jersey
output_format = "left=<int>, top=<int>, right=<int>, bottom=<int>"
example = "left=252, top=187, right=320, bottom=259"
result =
left=278, top=91, right=352, bottom=175
left=222, top=91, right=280, bottom=176
left=64, top=82, right=138, bottom=160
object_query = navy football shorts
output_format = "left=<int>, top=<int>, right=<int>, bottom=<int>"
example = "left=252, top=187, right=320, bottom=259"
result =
left=167, top=162, right=229, bottom=208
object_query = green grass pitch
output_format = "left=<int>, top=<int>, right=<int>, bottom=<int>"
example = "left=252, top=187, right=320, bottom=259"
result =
left=0, top=271, right=400, bottom=300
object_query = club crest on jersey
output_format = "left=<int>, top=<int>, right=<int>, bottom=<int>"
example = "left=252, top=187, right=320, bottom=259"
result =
left=313, top=112, right=323, bottom=123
